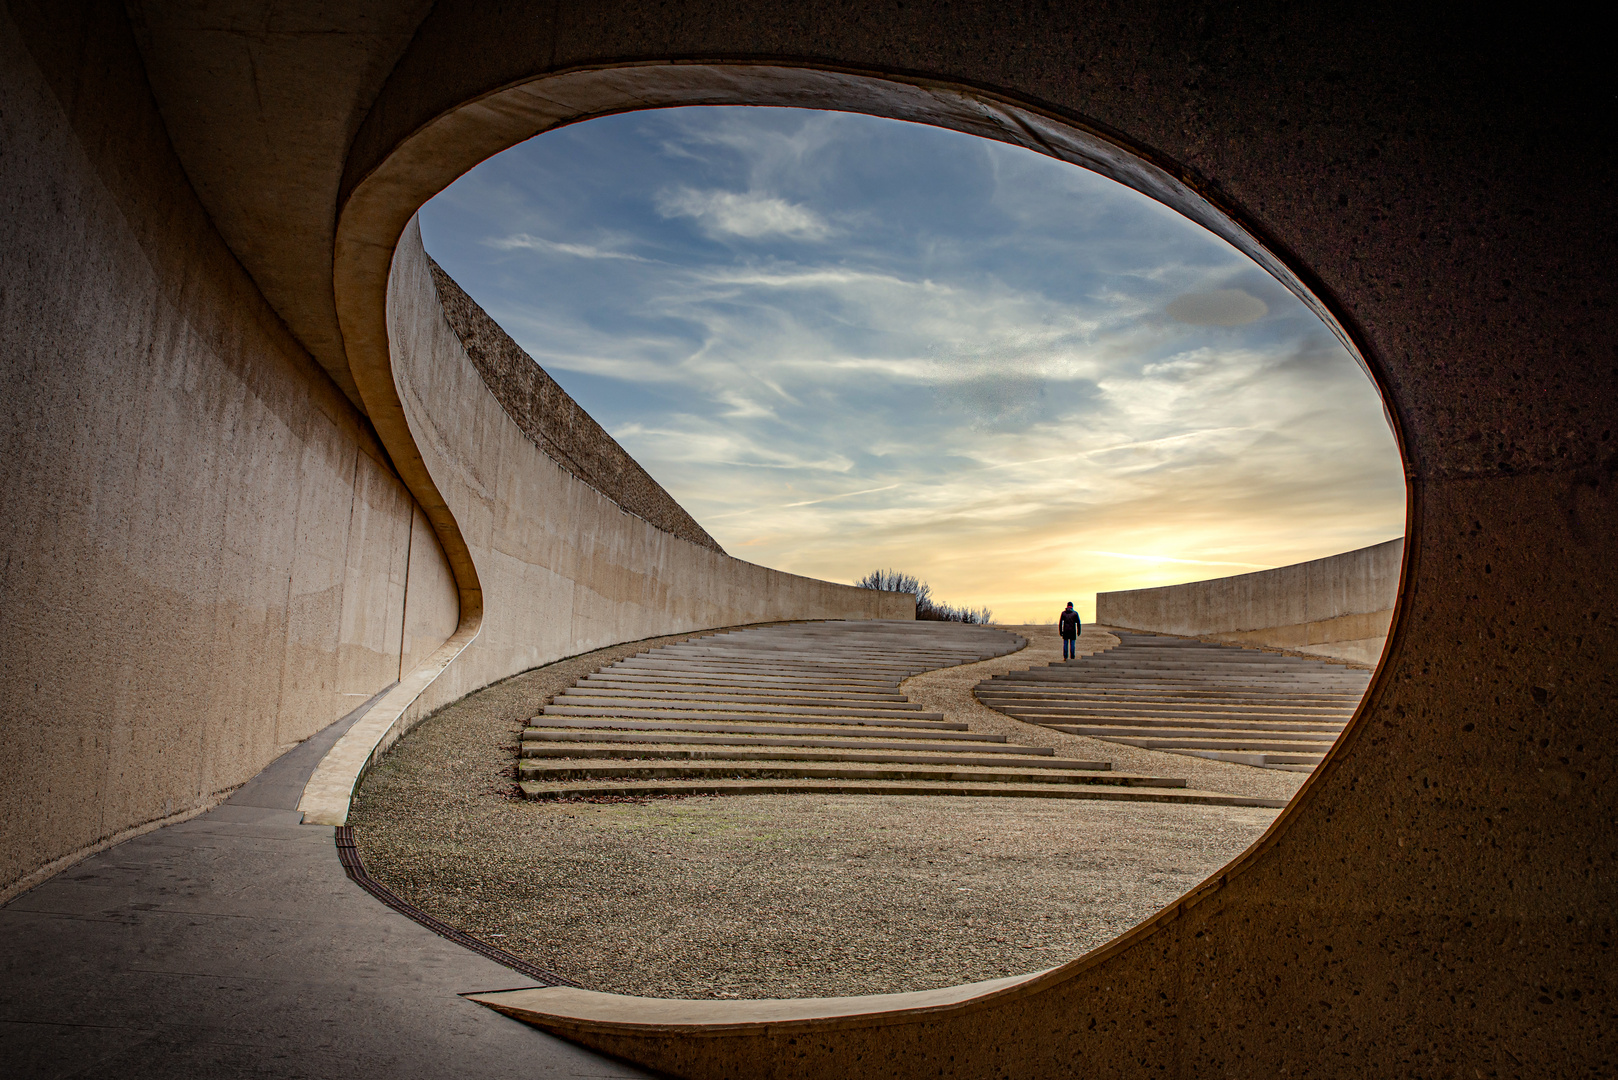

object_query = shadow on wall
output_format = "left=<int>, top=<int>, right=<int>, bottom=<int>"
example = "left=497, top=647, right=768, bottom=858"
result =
left=1096, top=539, right=1403, bottom=666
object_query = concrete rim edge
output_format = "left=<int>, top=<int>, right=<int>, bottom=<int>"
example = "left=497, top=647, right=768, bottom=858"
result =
left=326, top=57, right=1415, bottom=1062
left=297, top=613, right=481, bottom=826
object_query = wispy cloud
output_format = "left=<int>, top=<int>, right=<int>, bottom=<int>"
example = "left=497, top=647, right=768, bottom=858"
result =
left=486, top=232, right=650, bottom=261
left=421, top=106, right=1405, bottom=623
left=657, top=187, right=833, bottom=240
left=1166, top=288, right=1269, bottom=326
left=780, top=484, right=901, bottom=509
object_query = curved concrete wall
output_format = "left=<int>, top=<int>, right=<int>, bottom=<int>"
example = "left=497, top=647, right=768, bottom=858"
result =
left=320, top=11, right=1613, bottom=1080
left=388, top=219, right=910, bottom=717
left=295, top=222, right=912, bottom=825
left=1097, top=539, right=1403, bottom=666
left=0, top=5, right=904, bottom=895
left=428, top=259, right=725, bottom=554
left=0, top=3, right=459, bottom=896
left=6, top=3, right=1616, bottom=1077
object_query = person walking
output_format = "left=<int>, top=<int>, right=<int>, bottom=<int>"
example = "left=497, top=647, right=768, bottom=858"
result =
left=1058, top=602, right=1082, bottom=660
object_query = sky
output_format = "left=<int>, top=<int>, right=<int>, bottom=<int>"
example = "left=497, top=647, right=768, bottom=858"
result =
left=419, top=107, right=1405, bottom=624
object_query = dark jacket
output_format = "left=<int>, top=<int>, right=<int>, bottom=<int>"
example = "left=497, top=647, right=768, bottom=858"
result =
left=1059, top=609, right=1081, bottom=639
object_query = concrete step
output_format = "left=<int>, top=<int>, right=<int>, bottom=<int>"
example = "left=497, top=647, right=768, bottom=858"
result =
left=517, top=744, right=1108, bottom=770
left=610, top=665, right=909, bottom=684
left=974, top=632, right=1371, bottom=774
left=547, top=697, right=945, bottom=719
left=516, top=778, right=1287, bottom=808
left=980, top=694, right=1356, bottom=712
left=527, top=717, right=998, bottom=740
left=994, top=672, right=1368, bottom=685
left=578, top=680, right=909, bottom=701
left=977, top=692, right=1355, bottom=709
left=657, top=647, right=1005, bottom=663
left=1014, top=659, right=1365, bottom=669
left=516, top=760, right=1186, bottom=787
left=539, top=708, right=964, bottom=730
left=1009, top=715, right=1346, bottom=734
left=505, top=621, right=1285, bottom=798
left=1083, top=734, right=1338, bottom=754
left=983, top=704, right=1352, bottom=725
left=995, top=702, right=1349, bottom=720
left=587, top=673, right=904, bottom=692
left=519, top=729, right=1054, bottom=755
left=620, top=655, right=923, bottom=671
left=988, top=679, right=1367, bottom=692
left=1042, top=723, right=1340, bottom=744
left=1161, top=748, right=1327, bottom=769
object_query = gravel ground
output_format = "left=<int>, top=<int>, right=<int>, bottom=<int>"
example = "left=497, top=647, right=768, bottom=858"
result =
left=348, top=621, right=1325, bottom=998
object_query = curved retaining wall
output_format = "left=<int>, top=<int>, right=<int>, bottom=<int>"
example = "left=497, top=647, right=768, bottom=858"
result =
left=0, top=7, right=460, bottom=898
left=0, top=6, right=904, bottom=893
left=7, top=4, right=1618, bottom=1077
left=391, top=219, right=909, bottom=708
left=297, top=222, right=912, bottom=823
left=1096, top=539, right=1403, bottom=666
left=428, top=258, right=725, bottom=554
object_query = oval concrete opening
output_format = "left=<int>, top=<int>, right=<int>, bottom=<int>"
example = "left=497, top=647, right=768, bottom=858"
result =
left=349, top=101, right=1408, bottom=1005
left=5, top=7, right=1608, bottom=1078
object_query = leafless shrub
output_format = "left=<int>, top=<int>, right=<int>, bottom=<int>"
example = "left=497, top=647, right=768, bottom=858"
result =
left=854, top=569, right=993, bottom=624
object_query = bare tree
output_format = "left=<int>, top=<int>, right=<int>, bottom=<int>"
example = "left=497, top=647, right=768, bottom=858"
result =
left=854, top=569, right=992, bottom=624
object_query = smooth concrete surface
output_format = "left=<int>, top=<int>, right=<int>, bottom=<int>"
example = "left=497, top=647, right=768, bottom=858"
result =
left=470, top=974, right=1042, bottom=1030
left=4, top=2, right=1615, bottom=1077
left=0, top=706, right=645, bottom=1080
left=0, top=1, right=905, bottom=884
left=125, top=0, right=437, bottom=408
left=1097, top=540, right=1404, bottom=665
left=0, top=1, right=461, bottom=896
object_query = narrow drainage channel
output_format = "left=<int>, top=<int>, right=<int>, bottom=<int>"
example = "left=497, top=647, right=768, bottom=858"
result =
left=334, top=825, right=581, bottom=988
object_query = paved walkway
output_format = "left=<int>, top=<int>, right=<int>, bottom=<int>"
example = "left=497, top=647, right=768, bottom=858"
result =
left=519, top=621, right=1280, bottom=807
left=0, top=701, right=643, bottom=1079
left=975, top=632, right=1371, bottom=772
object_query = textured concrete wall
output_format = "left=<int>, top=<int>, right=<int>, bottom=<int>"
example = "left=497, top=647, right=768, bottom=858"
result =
left=0, top=3, right=459, bottom=895
left=322, top=9, right=1614, bottom=1079
left=0, top=3, right=908, bottom=893
left=1096, top=539, right=1403, bottom=666
left=6, top=2, right=1617, bottom=1076
left=428, top=260, right=725, bottom=554
left=388, top=221, right=913, bottom=716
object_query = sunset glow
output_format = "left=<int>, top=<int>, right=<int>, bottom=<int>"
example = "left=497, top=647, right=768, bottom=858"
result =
left=421, top=107, right=1405, bottom=624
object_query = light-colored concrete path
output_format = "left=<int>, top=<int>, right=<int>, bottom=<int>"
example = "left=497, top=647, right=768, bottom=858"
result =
left=975, top=631, right=1371, bottom=772
left=0, top=701, right=643, bottom=1080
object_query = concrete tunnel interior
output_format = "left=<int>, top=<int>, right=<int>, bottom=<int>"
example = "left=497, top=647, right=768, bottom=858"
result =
left=1, top=3, right=1613, bottom=1077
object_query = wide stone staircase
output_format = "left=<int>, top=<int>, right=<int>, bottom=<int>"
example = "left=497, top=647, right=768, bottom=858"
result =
left=973, top=632, right=1371, bottom=772
left=517, top=621, right=1283, bottom=806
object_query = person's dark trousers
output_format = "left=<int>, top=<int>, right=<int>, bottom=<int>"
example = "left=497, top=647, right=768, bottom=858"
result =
left=1063, top=637, right=1076, bottom=660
